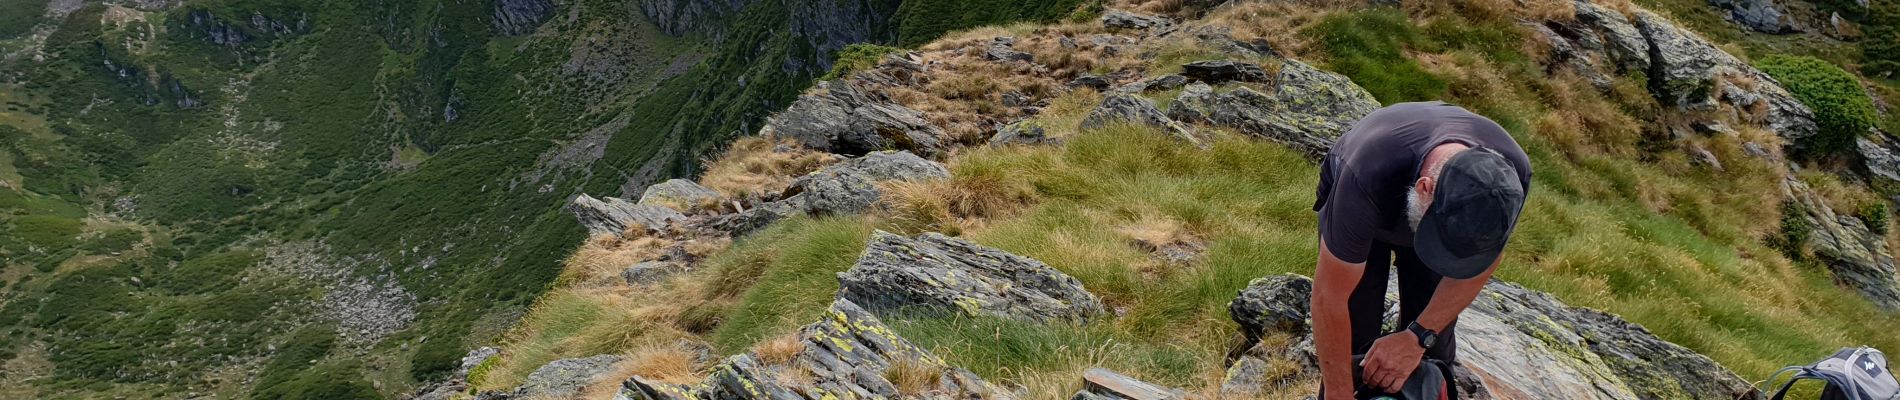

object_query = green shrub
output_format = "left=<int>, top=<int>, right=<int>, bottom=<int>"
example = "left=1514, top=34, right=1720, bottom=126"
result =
left=1861, top=202, right=1890, bottom=234
left=822, top=44, right=904, bottom=81
left=1756, top=55, right=1879, bottom=158
left=1306, top=8, right=1447, bottom=104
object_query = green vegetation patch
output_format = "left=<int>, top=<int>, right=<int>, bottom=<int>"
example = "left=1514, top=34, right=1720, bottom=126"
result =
left=1756, top=55, right=1878, bottom=158
left=0, top=0, right=44, bottom=39
left=822, top=43, right=904, bottom=81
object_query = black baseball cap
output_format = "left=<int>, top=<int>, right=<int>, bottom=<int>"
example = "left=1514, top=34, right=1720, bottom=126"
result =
left=1414, top=148, right=1525, bottom=279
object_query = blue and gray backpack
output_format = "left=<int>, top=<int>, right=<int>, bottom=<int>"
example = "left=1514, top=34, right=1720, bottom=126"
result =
left=1765, top=347, right=1900, bottom=400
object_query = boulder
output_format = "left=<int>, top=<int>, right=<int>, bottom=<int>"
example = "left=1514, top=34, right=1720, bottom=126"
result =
left=639, top=179, right=721, bottom=210
left=567, top=194, right=686, bottom=236
left=1189, top=26, right=1277, bottom=58
left=1138, top=74, right=1189, bottom=92
left=766, top=80, right=946, bottom=158
left=838, top=231, right=1107, bottom=323
left=985, top=37, right=1035, bottom=63
left=1783, top=178, right=1900, bottom=310
left=1073, top=368, right=1190, bottom=400
left=699, top=196, right=805, bottom=238
left=1101, top=10, right=1170, bottom=31
left=618, top=299, right=1013, bottom=400
left=1181, top=60, right=1272, bottom=84
left=622, top=261, right=688, bottom=285
left=783, top=150, right=949, bottom=216
left=1223, top=275, right=1762, bottom=399
left=1859, top=134, right=1900, bottom=184
left=1708, top=0, right=1796, bottom=34
left=1070, top=74, right=1115, bottom=91
left=517, top=354, right=625, bottom=398
left=1169, top=60, right=1379, bottom=159
left=1080, top=94, right=1202, bottom=146
left=991, top=120, right=1059, bottom=146
left=1228, top=274, right=1312, bottom=342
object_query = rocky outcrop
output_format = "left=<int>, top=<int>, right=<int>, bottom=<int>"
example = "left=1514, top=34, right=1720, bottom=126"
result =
left=1080, top=94, right=1202, bottom=146
left=1168, top=59, right=1379, bottom=159
left=492, top=0, right=554, bottom=36
left=1101, top=10, right=1171, bottom=31
left=410, top=347, right=501, bottom=400
left=1708, top=0, right=1796, bottom=34
left=1181, top=60, right=1272, bottom=84
left=568, top=194, right=687, bottom=236
left=636, top=0, right=749, bottom=37
left=783, top=150, right=948, bottom=216
left=619, top=299, right=1013, bottom=400
left=765, top=80, right=947, bottom=158
left=1118, top=74, right=1188, bottom=94
left=1072, top=368, right=1190, bottom=400
left=1859, top=134, right=1900, bottom=184
left=519, top=354, right=625, bottom=398
left=1783, top=178, right=1900, bottom=310
left=1540, top=1, right=1817, bottom=145
left=990, top=120, right=1058, bottom=146
left=1222, top=274, right=1761, bottom=400
left=640, top=179, right=723, bottom=211
left=985, top=37, right=1035, bottom=63
left=838, top=231, right=1107, bottom=323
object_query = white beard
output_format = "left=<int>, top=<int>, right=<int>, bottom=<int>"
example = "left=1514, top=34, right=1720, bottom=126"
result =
left=1406, top=185, right=1427, bottom=232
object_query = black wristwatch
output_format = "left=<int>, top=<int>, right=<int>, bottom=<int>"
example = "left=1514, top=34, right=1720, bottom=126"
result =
left=1406, top=321, right=1439, bottom=349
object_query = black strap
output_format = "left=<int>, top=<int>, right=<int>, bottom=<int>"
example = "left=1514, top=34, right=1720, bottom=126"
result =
left=1766, top=367, right=1811, bottom=400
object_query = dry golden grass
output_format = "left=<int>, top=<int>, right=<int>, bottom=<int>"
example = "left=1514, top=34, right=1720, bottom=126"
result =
left=877, top=148, right=1046, bottom=234
left=564, top=233, right=674, bottom=286
left=1197, top=2, right=1345, bottom=60
left=883, top=359, right=945, bottom=395
left=752, top=333, right=806, bottom=366
left=700, top=137, right=839, bottom=200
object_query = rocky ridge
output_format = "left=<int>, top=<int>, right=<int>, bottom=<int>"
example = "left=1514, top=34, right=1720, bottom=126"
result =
left=503, top=0, right=1897, bottom=398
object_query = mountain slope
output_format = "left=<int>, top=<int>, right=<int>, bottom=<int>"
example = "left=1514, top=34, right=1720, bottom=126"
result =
left=476, top=0, right=1900, bottom=398
left=0, top=0, right=1083, bottom=398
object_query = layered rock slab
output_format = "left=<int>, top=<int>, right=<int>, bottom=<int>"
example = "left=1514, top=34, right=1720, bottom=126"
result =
left=1168, top=59, right=1378, bottom=160
left=838, top=231, right=1107, bottom=323
left=569, top=194, right=687, bottom=236
left=618, top=299, right=1013, bottom=400
left=1783, top=178, right=1900, bottom=310
left=1222, top=274, right=1760, bottom=400
left=766, top=80, right=947, bottom=158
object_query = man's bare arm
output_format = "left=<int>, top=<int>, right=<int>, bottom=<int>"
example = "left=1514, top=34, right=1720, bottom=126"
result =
left=1312, top=240, right=1366, bottom=400
left=1414, top=257, right=1501, bottom=333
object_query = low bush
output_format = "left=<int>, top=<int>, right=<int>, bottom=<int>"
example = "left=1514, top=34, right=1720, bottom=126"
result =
left=822, top=44, right=904, bottom=81
left=1756, top=55, right=1878, bottom=158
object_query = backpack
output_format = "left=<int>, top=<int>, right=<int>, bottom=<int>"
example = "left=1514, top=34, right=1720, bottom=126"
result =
left=1347, top=356, right=1456, bottom=400
left=1765, top=347, right=1900, bottom=400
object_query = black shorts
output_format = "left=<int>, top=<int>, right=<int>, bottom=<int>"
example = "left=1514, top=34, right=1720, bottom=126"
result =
left=1350, top=241, right=1459, bottom=367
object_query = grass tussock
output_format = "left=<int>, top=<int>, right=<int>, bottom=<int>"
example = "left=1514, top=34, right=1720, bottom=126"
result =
left=884, top=359, right=945, bottom=395
left=700, top=137, right=839, bottom=200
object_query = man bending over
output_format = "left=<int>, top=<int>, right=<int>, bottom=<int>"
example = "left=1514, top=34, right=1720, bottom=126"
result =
left=1310, top=101, right=1531, bottom=399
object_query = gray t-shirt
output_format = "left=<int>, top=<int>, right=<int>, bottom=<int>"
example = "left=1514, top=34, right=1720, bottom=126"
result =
left=1315, top=102, right=1531, bottom=264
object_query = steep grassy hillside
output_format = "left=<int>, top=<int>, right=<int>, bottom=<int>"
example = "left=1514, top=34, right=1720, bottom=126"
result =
left=482, top=0, right=1900, bottom=398
left=0, top=0, right=1087, bottom=398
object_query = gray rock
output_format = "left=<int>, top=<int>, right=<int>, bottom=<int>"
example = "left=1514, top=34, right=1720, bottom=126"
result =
left=622, top=261, right=688, bottom=285
left=1073, top=368, right=1188, bottom=400
left=1101, top=10, right=1170, bottom=31
left=1784, top=178, right=1900, bottom=310
left=518, top=354, right=625, bottom=398
left=1224, top=275, right=1761, bottom=399
left=766, top=80, right=947, bottom=158
left=567, top=194, right=686, bottom=236
left=639, top=179, right=721, bottom=210
left=1228, top=274, right=1312, bottom=343
left=699, top=196, right=804, bottom=238
left=1860, top=135, right=1900, bottom=183
left=1070, top=74, right=1115, bottom=91
left=1181, top=60, right=1272, bottom=84
left=1169, top=60, right=1379, bottom=159
left=618, top=299, right=1013, bottom=400
left=492, top=0, right=553, bottom=36
left=1709, top=0, right=1796, bottom=33
left=784, top=150, right=949, bottom=216
left=838, top=231, right=1107, bottom=323
left=1189, top=26, right=1277, bottom=58
left=1080, top=94, right=1202, bottom=146
left=985, top=37, right=1035, bottom=63
left=991, top=120, right=1059, bottom=146
left=1140, top=74, right=1189, bottom=92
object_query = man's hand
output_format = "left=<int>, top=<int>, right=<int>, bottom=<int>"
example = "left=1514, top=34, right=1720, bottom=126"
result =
left=1360, top=331, right=1424, bottom=393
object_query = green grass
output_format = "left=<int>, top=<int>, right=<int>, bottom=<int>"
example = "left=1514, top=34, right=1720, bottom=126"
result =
left=0, top=0, right=43, bottom=39
left=705, top=216, right=874, bottom=352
